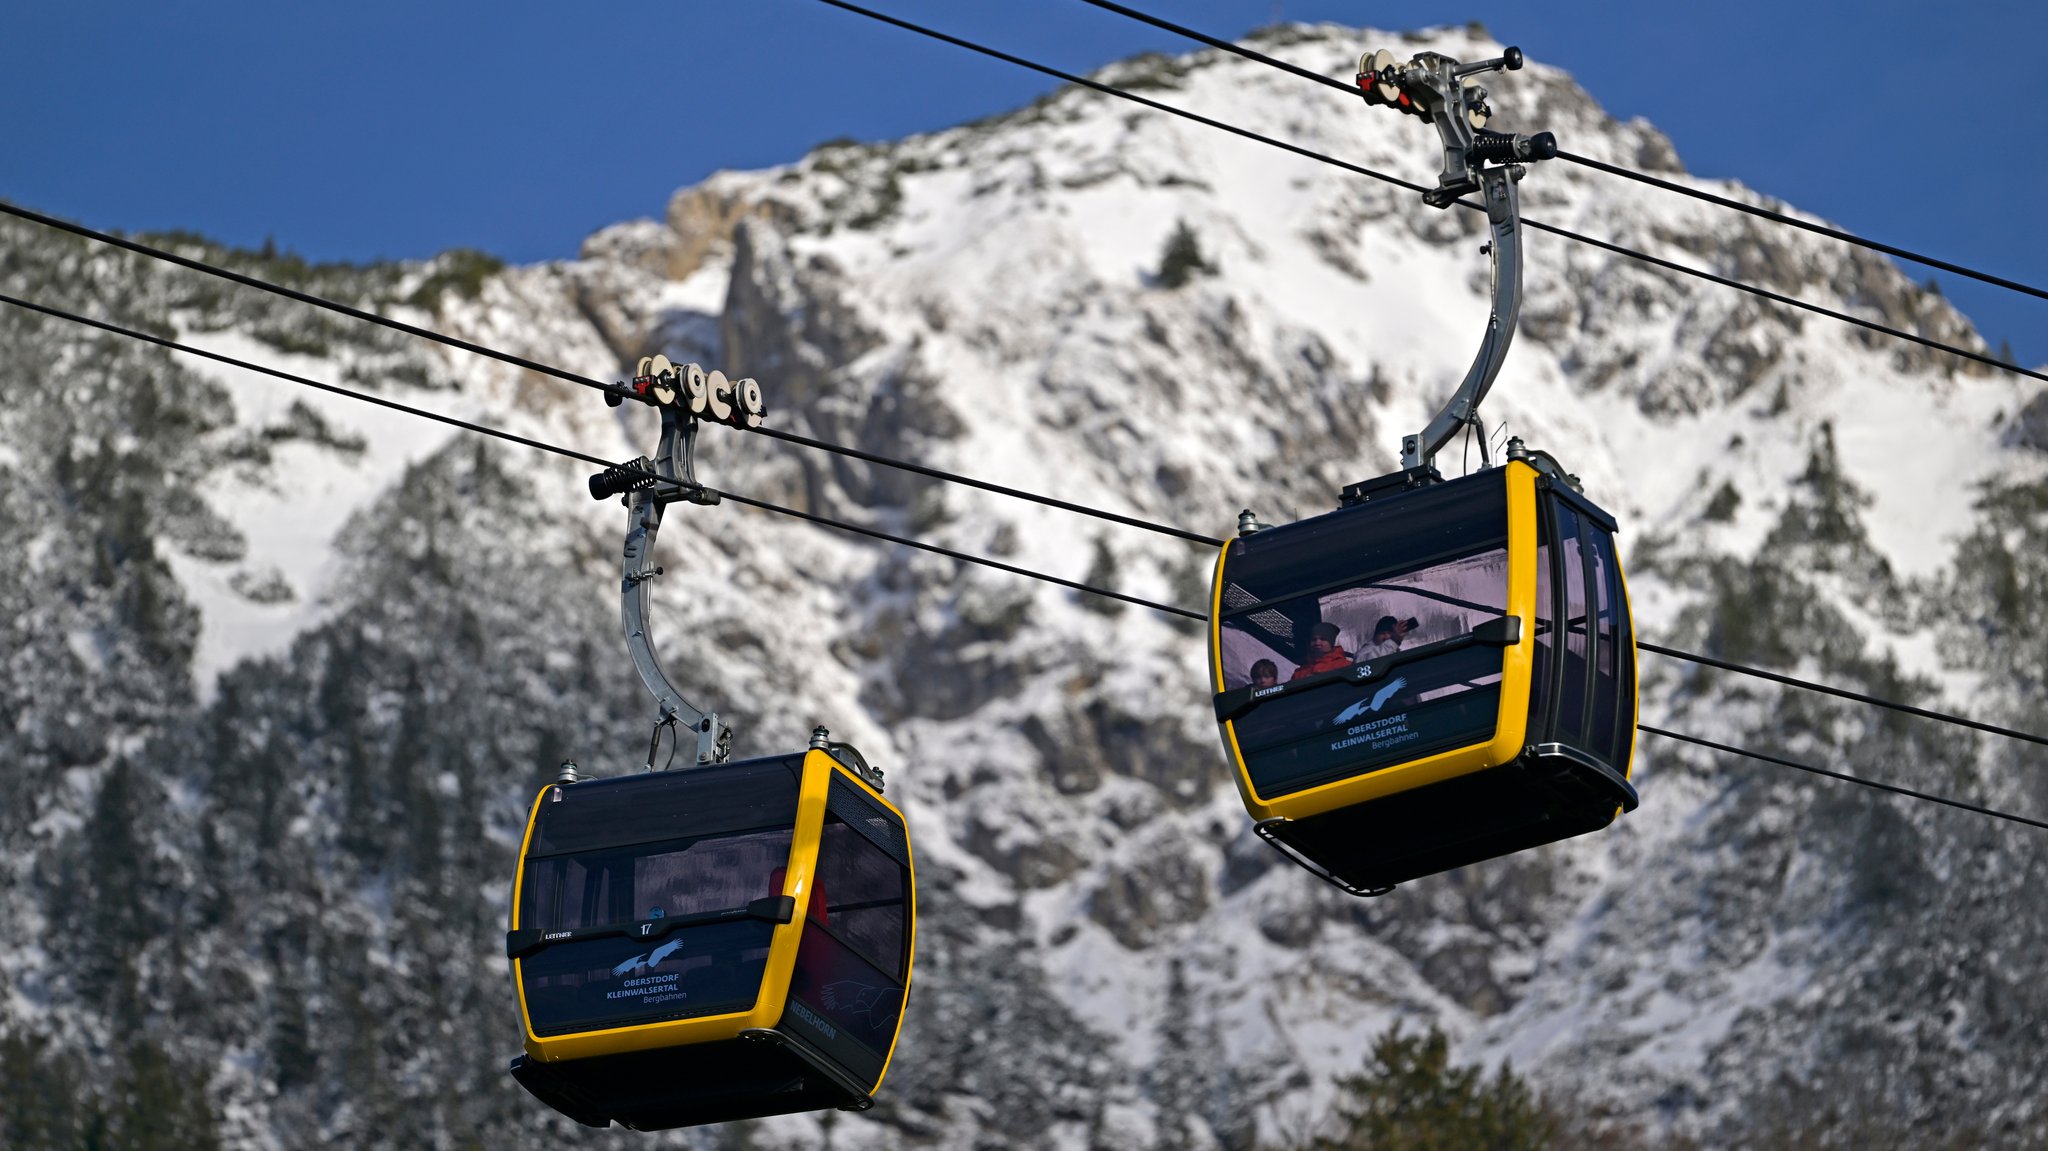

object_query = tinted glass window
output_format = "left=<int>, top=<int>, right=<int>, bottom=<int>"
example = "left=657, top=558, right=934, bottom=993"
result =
left=811, top=815, right=909, bottom=981
left=527, top=757, right=802, bottom=857
left=1529, top=535, right=1553, bottom=738
left=1218, top=547, right=1511, bottom=689
left=783, top=784, right=910, bottom=1079
left=1556, top=506, right=1588, bottom=741
left=1218, top=471, right=1508, bottom=634
left=517, top=827, right=792, bottom=1037
left=522, top=828, right=795, bottom=929
left=1588, top=528, right=1628, bottom=765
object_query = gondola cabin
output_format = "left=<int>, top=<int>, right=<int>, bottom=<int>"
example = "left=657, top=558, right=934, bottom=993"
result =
left=506, top=744, right=914, bottom=1130
left=1209, top=454, right=1638, bottom=895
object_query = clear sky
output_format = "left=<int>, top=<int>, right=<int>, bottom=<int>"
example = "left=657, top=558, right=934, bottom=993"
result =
left=4, top=1, right=2043, bottom=368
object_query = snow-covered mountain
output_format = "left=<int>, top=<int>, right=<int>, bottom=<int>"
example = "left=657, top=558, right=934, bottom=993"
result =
left=4, top=21, right=2046, bottom=1150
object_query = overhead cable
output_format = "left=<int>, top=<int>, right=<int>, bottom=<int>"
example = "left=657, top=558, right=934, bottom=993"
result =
left=0, top=201, right=612, bottom=397
left=1074, top=0, right=2048, bottom=305
left=6, top=203, right=2039, bottom=745
left=7, top=206, right=2043, bottom=745
left=0, top=200, right=1217, bottom=549
left=0, top=290, right=616, bottom=469
left=1553, top=149, right=2048, bottom=303
left=812, top=0, right=2045, bottom=385
left=0, top=290, right=1185, bottom=621
left=1640, top=724, right=2048, bottom=832
left=753, top=425, right=1223, bottom=546
left=4, top=288, right=2035, bottom=832
left=1638, top=640, right=2048, bottom=750
left=716, top=489, right=1202, bottom=619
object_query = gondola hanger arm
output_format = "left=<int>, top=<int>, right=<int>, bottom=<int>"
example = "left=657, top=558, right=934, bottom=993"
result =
left=586, top=355, right=768, bottom=768
left=1356, top=45, right=1557, bottom=473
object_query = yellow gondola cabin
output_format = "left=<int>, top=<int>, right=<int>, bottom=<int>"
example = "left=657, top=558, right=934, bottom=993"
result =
left=507, top=741, right=914, bottom=1130
left=1209, top=450, right=1638, bottom=895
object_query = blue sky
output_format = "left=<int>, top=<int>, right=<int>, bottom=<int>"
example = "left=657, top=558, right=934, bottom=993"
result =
left=4, top=1, right=2043, bottom=367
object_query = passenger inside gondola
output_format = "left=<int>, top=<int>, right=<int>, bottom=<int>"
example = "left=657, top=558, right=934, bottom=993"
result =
left=1216, top=541, right=1516, bottom=797
left=1290, top=622, right=1353, bottom=680
left=1250, top=659, right=1279, bottom=689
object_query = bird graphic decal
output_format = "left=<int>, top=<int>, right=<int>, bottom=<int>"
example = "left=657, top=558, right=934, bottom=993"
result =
left=611, top=937, right=684, bottom=977
left=819, top=980, right=903, bottom=1031
left=1333, top=677, right=1407, bottom=725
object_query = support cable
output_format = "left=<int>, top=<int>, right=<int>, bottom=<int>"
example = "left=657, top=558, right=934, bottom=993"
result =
left=752, top=425, right=1223, bottom=546
left=1553, top=148, right=2048, bottom=304
left=715, top=490, right=1204, bottom=619
left=1640, top=724, right=2048, bottom=832
left=0, top=201, right=613, bottom=397
left=812, top=0, right=2046, bottom=385
left=0, top=199, right=1228, bottom=548
left=0, top=290, right=617, bottom=470
left=811, top=0, right=1424, bottom=195
left=1, top=289, right=2036, bottom=831
left=0, top=290, right=1188, bottom=620
left=1638, top=641, right=2048, bottom=750
left=3, top=282, right=2039, bottom=750
left=1073, top=0, right=2048, bottom=304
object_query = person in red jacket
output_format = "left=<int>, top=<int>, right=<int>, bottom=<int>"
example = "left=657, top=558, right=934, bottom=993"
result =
left=1290, top=621, right=1352, bottom=680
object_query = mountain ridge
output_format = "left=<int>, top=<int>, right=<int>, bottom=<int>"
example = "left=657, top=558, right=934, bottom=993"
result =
left=2, top=20, right=2045, bottom=1150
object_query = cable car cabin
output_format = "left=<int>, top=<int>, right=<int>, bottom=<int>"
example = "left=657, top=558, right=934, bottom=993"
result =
left=505, top=745, right=914, bottom=1130
left=1209, top=457, right=1639, bottom=895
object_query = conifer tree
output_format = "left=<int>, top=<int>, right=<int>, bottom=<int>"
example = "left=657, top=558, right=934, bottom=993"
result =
left=104, top=1038, right=223, bottom=1151
left=80, top=758, right=154, bottom=1017
left=0, top=1033, right=90, bottom=1151
left=1149, top=958, right=1202, bottom=1150
left=1156, top=221, right=1216, bottom=289
left=1304, top=1023, right=1561, bottom=1151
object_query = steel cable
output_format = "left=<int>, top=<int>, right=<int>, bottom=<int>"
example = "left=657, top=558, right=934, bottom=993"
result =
left=0, top=289, right=1184, bottom=619
left=1640, top=724, right=2048, bottom=831
left=4, top=287, right=2038, bottom=831
left=0, top=199, right=1229, bottom=548
left=813, top=0, right=2045, bottom=384
left=1072, top=0, right=2048, bottom=304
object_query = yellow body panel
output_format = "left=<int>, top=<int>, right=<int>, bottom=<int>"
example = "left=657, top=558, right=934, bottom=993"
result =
left=1613, top=542, right=1641, bottom=815
left=511, top=749, right=916, bottom=1078
left=1213, top=462, right=1543, bottom=822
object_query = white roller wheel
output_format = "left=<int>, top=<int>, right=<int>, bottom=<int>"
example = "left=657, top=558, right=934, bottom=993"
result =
left=704, top=369, right=733, bottom=423
left=647, top=355, right=677, bottom=405
left=1465, top=85, right=1489, bottom=129
left=1369, top=50, right=1400, bottom=103
left=734, top=377, right=765, bottom=428
left=682, top=363, right=709, bottom=414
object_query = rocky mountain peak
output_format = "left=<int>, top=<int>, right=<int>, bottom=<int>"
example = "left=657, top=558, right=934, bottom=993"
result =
left=2, top=21, right=2045, bottom=1151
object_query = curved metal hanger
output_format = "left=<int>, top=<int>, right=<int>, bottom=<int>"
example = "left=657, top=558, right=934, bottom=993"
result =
left=587, top=355, right=766, bottom=769
left=1357, top=46, right=1558, bottom=474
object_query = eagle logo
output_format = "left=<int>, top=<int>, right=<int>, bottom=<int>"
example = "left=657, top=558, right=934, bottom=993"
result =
left=1333, top=677, right=1407, bottom=724
left=611, top=938, right=684, bottom=977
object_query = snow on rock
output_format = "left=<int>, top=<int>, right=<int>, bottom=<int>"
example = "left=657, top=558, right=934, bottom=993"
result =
left=3, top=21, right=2045, bottom=1151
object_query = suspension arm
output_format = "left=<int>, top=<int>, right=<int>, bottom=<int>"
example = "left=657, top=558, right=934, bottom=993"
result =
left=1402, top=165, right=1523, bottom=471
left=618, top=403, right=732, bottom=767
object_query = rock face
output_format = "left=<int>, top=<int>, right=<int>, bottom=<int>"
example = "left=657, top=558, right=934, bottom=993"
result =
left=3, top=21, right=2047, bottom=1151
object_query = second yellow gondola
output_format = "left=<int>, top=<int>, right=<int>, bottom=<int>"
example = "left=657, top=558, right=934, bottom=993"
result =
left=1209, top=447, right=1637, bottom=895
